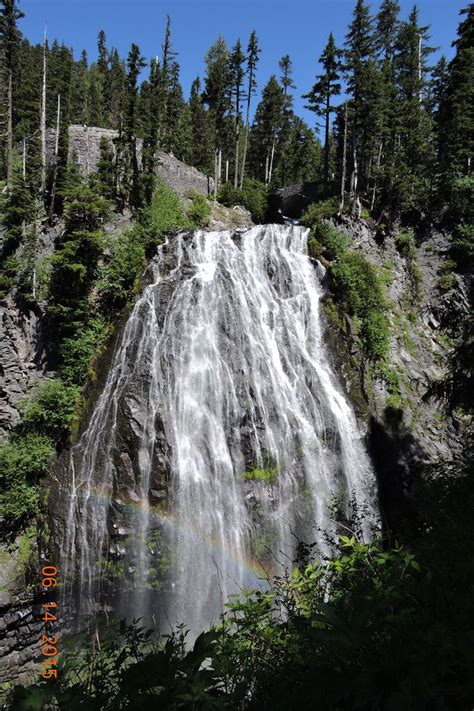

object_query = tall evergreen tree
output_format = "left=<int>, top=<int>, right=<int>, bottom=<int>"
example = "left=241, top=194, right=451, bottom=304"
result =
left=303, top=33, right=341, bottom=184
left=239, top=30, right=260, bottom=188
left=344, top=0, right=376, bottom=211
left=0, top=0, right=24, bottom=190
left=124, top=43, right=146, bottom=208
left=249, top=75, right=284, bottom=184
left=203, top=37, right=232, bottom=161
left=439, top=4, right=474, bottom=183
left=392, top=5, right=435, bottom=214
left=188, top=77, right=213, bottom=174
left=229, top=39, right=245, bottom=187
left=278, top=54, right=296, bottom=184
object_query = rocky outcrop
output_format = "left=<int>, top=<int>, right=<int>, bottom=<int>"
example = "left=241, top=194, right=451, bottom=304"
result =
left=47, top=126, right=214, bottom=197
left=322, top=216, right=470, bottom=532
left=0, top=220, right=60, bottom=439
left=155, top=152, right=214, bottom=197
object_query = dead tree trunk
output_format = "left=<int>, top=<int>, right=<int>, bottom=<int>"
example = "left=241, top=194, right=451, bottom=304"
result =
left=340, top=101, right=348, bottom=213
left=49, top=94, right=61, bottom=220
left=40, top=30, right=47, bottom=195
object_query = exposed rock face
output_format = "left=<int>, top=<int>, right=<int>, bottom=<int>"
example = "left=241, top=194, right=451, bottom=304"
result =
left=0, top=220, right=60, bottom=439
left=47, top=126, right=214, bottom=197
left=324, top=216, right=470, bottom=532
left=155, top=151, right=214, bottom=196
left=0, top=539, right=42, bottom=691
left=0, top=297, right=43, bottom=436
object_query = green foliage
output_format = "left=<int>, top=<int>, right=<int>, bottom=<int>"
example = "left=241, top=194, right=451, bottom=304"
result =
left=0, top=256, right=18, bottom=299
left=0, top=434, right=53, bottom=526
left=97, top=231, right=146, bottom=311
left=217, top=179, right=268, bottom=222
left=61, top=318, right=112, bottom=386
left=302, top=199, right=340, bottom=226
left=331, top=252, right=390, bottom=360
left=242, top=466, right=278, bottom=484
left=304, top=219, right=349, bottom=261
left=19, top=379, right=79, bottom=445
left=453, top=223, right=474, bottom=271
left=139, top=179, right=192, bottom=249
left=397, top=228, right=416, bottom=258
left=186, top=192, right=211, bottom=228
left=362, top=309, right=391, bottom=360
left=48, top=180, right=111, bottom=339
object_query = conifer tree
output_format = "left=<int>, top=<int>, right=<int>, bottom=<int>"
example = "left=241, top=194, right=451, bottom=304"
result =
left=124, top=43, right=146, bottom=208
left=203, top=37, right=232, bottom=166
left=107, top=48, right=127, bottom=129
left=392, top=5, right=435, bottom=214
left=96, top=30, right=108, bottom=126
left=303, top=33, right=341, bottom=184
left=229, top=39, right=245, bottom=187
left=277, top=54, right=296, bottom=184
left=70, top=50, right=89, bottom=125
left=0, top=0, right=24, bottom=191
left=188, top=77, right=213, bottom=174
left=439, top=4, right=474, bottom=182
left=249, top=75, right=284, bottom=184
left=239, top=30, right=260, bottom=189
left=344, top=0, right=376, bottom=212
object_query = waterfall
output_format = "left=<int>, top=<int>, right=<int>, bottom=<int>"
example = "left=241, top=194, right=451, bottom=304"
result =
left=58, top=224, right=379, bottom=633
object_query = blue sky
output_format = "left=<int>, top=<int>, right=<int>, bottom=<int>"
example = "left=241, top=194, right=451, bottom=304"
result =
left=20, top=0, right=464, bottom=126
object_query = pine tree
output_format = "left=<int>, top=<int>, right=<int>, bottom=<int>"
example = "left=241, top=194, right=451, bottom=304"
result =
left=376, top=0, right=401, bottom=60
left=392, top=5, right=435, bottom=215
left=303, top=33, right=341, bottom=185
left=124, top=43, right=146, bottom=208
left=276, top=115, right=321, bottom=184
left=249, top=75, right=284, bottom=184
left=344, top=0, right=376, bottom=211
left=0, top=0, right=24, bottom=191
left=188, top=77, right=213, bottom=174
left=239, top=30, right=260, bottom=189
left=439, top=5, right=474, bottom=182
left=203, top=37, right=232, bottom=161
left=96, top=30, right=108, bottom=126
left=107, top=49, right=127, bottom=129
left=277, top=54, right=296, bottom=184
left=162, top=61, right=187, bottom=156
left=70, top=50, right=89, bottom=125
left=141, top=57, right=160, bottom=203
left=229, top=39, right=245, bottom=187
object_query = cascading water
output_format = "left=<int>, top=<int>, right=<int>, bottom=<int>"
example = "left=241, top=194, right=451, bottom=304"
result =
left=56, top=224, right=379, bottom=633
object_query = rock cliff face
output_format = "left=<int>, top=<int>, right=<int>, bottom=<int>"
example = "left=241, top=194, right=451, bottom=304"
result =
left=0, top=220, right=60, bottom=439
left=47, top=125, right=214, bottom=197
left=323, top=217, right=470, bottom=531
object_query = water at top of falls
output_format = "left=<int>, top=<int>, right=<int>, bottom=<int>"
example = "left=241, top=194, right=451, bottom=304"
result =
left=59, top=224, right=379, bottom=633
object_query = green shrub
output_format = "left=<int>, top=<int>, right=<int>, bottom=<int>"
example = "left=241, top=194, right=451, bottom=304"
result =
left=397, top=229, right=416, bottom=258
left=187, top=193, right=211, bottom=228
left=312, top=222, right=349, bottom=261
left=217, top=179, right=267, bottom=223
left=302, top=198, right=339, bottom=225
left=242, top=467, right=278, bottom=484
left=145, top=179, right=192, bottom=236
left=97, top=231, right=146, bottom=311
left=61, top=318, right=111, bottom=386
left=0, top=256, right=18, bottom=299
left=450, top=174, right=474, bottom=224
left=332, top=252, right=389, bottom=360
left=0, top=434, right=53, bottom=525
left=332, top=252, right=386, bottom=317
left=362, top=310, right=391, bottom=360
left=19, top=379, right=79, bottom=445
